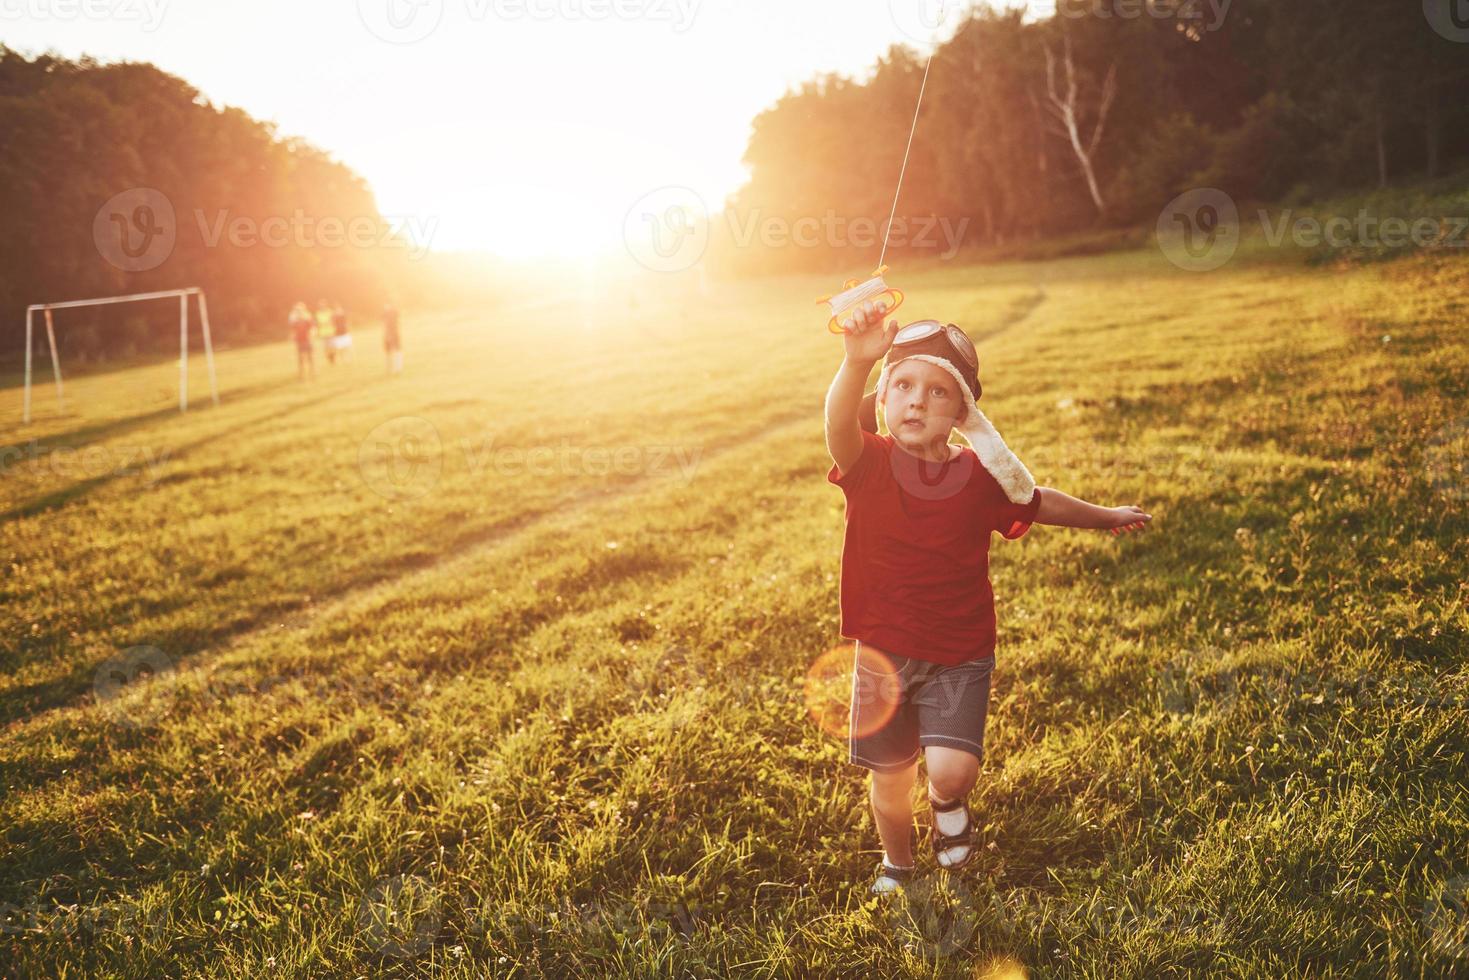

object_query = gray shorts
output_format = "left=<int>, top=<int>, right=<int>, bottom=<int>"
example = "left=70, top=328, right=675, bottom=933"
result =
left=848, top=640, right=995, bottom=773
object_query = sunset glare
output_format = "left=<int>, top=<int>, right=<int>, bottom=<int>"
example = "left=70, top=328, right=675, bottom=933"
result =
left=1, top=0, right=975, bottom=257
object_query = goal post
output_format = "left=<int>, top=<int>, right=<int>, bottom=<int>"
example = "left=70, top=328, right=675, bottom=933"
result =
left=22, top=287, right=219, bottom=424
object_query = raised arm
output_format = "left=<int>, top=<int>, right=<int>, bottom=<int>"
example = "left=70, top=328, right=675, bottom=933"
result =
left=1035, top=487, right=1152, bottom=535
left=825, top=302, right=898, bottom=476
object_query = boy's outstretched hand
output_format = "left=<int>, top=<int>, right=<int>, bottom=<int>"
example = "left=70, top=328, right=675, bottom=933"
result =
left=843, top=301, right=899, bottom=365
left=1035, top=489, right=1153, bottom=535
left=1108, top=505, right=1152, bottom=536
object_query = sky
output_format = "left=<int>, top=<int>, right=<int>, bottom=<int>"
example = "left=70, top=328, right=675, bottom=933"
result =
left=0, top=0, right=997, bottom=258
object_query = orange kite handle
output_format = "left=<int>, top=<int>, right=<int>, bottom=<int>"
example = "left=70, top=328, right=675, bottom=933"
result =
left=825, top=287, right=904, bottom=334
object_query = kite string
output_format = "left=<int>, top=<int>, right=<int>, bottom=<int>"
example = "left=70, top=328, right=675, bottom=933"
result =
left=878, top=3, right=947, bottom=269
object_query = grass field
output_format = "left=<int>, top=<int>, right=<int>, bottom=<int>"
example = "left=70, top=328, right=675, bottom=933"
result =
left=2, top=233, right=1467, bottom=977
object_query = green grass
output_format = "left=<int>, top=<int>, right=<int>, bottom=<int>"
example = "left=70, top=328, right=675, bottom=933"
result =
left=1, top=237, right=1466, bottom=978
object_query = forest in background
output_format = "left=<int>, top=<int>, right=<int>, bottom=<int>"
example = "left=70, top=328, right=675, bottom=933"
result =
left=3, top=0, right=1468, bottom=357
left=712, top=0, right=1469, bottom=274
left=0, top=47, right=443, bottom=360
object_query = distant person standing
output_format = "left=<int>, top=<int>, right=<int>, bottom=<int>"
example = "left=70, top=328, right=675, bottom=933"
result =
left=383, top=304, right=403, bottom=376
left=316, top=299, right=336, bottom=365
left=331, top=304, right=353, bottom=363
left=289, top=302, right=315, bottom=381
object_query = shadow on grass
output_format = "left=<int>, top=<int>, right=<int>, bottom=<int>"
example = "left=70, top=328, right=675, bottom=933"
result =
left=0, top=406, right=814, bottom=731
left=0, top=381, right=357, bottom=522
left=1, top=376, right=295, bottom=448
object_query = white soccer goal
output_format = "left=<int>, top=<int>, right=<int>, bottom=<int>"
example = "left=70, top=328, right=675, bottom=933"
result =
left=23, top=287, right=219, bottom=424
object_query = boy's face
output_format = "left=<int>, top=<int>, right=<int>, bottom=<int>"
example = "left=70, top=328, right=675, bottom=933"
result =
left=881, top=358, right=967, bottom=454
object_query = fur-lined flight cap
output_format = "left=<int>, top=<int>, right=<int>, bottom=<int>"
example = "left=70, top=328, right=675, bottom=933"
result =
left=858, top=320, right=1036, bottom=504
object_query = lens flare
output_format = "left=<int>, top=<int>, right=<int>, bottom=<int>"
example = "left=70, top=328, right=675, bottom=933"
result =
left=804, top=643, right=901, bottom=740
left=975, top=958, right=1028, bottom=980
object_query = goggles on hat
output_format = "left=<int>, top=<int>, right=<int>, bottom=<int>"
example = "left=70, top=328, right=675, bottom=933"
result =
left=884, top=319, right=982, bottom=403
left=891, top=320, right=978, bottom=370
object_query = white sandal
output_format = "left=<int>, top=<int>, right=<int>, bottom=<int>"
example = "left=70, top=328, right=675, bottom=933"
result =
left=929, top=792, right=976, bottom=870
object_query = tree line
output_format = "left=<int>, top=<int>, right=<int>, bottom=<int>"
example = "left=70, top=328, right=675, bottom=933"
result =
left=712, top=0, right=1469, bottom=275
left=0, top=47, right=429, bottom=361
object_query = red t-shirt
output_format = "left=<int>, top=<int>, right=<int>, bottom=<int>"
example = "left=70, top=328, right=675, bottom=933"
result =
left=827, top=430, right=1042, bottom=666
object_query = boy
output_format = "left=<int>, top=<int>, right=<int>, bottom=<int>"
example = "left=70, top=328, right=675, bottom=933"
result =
left=825, top=302, right=1151, bottom=895
left=290, top=302, right=315, bottom=381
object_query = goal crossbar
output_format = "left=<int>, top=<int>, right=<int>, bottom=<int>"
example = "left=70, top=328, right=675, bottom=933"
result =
left=23, top=287, right=219, bottom=424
